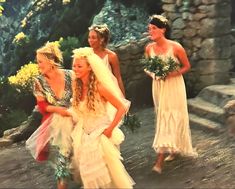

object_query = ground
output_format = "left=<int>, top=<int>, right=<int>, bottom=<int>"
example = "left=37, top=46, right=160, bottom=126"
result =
left=0, top=107, right=235, bottom=189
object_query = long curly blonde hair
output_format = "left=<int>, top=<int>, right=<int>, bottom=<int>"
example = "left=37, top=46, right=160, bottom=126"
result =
left=36, top=41, right=63, bottom=67
left=72, top=59, right=98, bottom=112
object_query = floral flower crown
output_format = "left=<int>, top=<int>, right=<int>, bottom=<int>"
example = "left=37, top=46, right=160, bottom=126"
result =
left=72, top=47, right=94, bottom=59
left=89, top=24, right=110, bottom=36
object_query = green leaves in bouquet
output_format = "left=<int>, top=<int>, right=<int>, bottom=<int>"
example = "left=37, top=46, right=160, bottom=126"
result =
left=143, top=56, right=181, bottom=80
left=122, top=112, right=141, bottom=132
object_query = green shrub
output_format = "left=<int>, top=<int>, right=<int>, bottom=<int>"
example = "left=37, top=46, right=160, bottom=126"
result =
left=59, top=37, right=81, bottom=69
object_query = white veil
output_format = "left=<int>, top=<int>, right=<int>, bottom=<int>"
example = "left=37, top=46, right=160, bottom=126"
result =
left=72, top=47, right=130, bottom=123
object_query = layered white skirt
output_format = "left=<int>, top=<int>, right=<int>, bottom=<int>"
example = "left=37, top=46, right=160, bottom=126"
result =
left=71, top=110, right=135, bottom=189
left=152, top=75, right=197, bottom=157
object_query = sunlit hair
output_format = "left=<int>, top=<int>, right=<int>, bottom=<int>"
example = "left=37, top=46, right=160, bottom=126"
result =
left=72, top=48, right=98, bottom=111
left=88, top=24, right=110, bottom=48
left=148, top=14, right=171, bottom=39
left=36, top=41, right=63, bottom=67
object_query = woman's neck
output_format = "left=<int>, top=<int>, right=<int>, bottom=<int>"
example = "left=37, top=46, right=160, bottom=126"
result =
left=44, top=68, right=61, bottom=80
left=93, top=47, right=106, bottom=57
left=155, top=36, right=168, bottom=47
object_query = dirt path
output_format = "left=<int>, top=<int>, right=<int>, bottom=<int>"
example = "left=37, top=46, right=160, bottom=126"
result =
left=0, top=107, right=235, bottom=189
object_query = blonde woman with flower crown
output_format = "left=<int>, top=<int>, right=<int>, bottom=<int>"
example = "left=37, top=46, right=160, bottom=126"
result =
left=55, top=47, right=134, bottom=189
left=88, top=24, right=126, bottom=97
left=144, top=15, right=198, bottom=174
left=26, top=42, right=74, bottom=189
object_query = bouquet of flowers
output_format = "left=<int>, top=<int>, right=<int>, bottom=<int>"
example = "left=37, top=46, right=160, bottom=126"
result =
left=143, top=56, right=181, bottom=80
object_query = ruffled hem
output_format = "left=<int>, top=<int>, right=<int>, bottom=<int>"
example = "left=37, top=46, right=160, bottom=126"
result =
left=153, top=110, right=197, bottom=157
left=153, top=145, right=198, bottom=157
left=26, top=113, right=74, bottom=160
left=72, top=123, right=134, bottom=189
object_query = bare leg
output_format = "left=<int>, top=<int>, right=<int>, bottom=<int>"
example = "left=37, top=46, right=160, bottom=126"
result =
left=57, top=179, right=67, bottom=189
left=165, top=153, right=177, bottom=162
left=152, top=153, right=165, bottom=173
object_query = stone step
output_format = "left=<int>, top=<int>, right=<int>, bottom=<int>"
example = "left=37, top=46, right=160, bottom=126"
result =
left=189, top=113, right=223, bottom=134
left=188, top=97, right=225, bottom=124
left=197, top=85, right=235, bottom=107
left=230, top=78, right=235, bottom=85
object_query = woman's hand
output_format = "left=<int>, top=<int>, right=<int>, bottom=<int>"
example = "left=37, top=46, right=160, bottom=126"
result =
left=57, top=107, right=72, bottom=117
left=144, top=69, right=160, bottom=80
left=167, top=70, right=180, bottom=78
left=103, top=127, right=113, bottom=138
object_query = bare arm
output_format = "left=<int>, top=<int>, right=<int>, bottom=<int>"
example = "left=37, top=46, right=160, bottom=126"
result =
left=97, top=83, right=127, bottom=138
left=109, top=52, right=126, bottom=97
left=168, top=42, right=191, bottom=77
left=35, top=95, right=71, bottom=117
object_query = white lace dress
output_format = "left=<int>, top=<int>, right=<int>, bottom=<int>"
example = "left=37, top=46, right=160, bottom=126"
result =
left=150, top=47, right=197, bottom=157
left=70, top=94, right=134, bottom=189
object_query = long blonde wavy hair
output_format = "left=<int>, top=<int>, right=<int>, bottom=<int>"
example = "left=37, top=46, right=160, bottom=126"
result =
left=72, top=58, right=99, bottom=112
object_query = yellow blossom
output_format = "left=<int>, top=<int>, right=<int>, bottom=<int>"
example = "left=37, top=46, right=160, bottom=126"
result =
left=62, top=0, right=70, bottom=5
left=13, top=32, right=26, bottom=44
left=8, top=62, right=40, bottom=92
left=21, top=18, right=27, bottom=28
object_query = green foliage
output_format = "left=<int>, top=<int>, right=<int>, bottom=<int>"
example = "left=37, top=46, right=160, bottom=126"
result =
left=142, top=56, right=181, bottom=80
left=59, top=37, right=81, bottom=69
left=0, top=109, right=28, bottom=137
left=0, top=76, right=35, bottom=135
left=121, top=112, right=141, bottom=132
left=0, top=76, right=35, bottom=115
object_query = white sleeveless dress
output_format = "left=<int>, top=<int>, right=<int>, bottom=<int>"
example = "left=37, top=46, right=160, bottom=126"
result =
left=150, top=47, right=197, bottom=157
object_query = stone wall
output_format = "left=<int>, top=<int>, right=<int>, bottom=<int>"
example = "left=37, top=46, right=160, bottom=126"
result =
left=231, top=29, right=235, bottom=74
left=162, top=0, right=232, bottom=96
left=110, top=38, right=153, bottom=108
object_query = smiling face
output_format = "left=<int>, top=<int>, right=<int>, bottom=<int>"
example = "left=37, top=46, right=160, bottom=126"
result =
left=88, top=30, right=103, bottom=49
left=72, top=57, right=91, bottom=79
left=36, top=53, right=53, bottom=75
left=148, top=24, right=165, bottom=41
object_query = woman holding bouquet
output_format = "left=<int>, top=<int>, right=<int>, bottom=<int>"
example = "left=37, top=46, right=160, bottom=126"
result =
left=144, top=14, right=197, bottom=173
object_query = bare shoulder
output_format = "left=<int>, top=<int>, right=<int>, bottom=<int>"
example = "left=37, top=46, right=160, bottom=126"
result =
left=145, top=42, right=155, bottom=52
left=105, top=48, right=118, bottom=59
left=170, top=40, right=184, bottom=52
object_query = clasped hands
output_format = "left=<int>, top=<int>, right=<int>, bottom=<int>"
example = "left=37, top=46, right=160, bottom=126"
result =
left=144, top=69, right=160, bottom=80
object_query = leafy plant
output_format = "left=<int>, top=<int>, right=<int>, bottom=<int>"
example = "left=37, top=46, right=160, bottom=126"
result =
left=122, top=112, right=141, bottom=132
left=59, top=37, right=81, bottom=69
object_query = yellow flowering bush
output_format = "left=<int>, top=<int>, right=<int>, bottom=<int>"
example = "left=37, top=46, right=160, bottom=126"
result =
left=21, top=17, right=27, bottom=28
left=62, top=0, right=71, bottom=5
left=0, top=0, right=5, bottom=16
left=8, top=62, right=39, bottom=92
left=13, top=32, right=28, bottom=44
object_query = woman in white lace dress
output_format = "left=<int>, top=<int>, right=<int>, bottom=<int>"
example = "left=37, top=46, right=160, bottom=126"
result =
left=88, top=24, right=126, bottom=97
left=69, top=47, right=134, bottom=188
left=144, top=15, right=198, bottom=174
